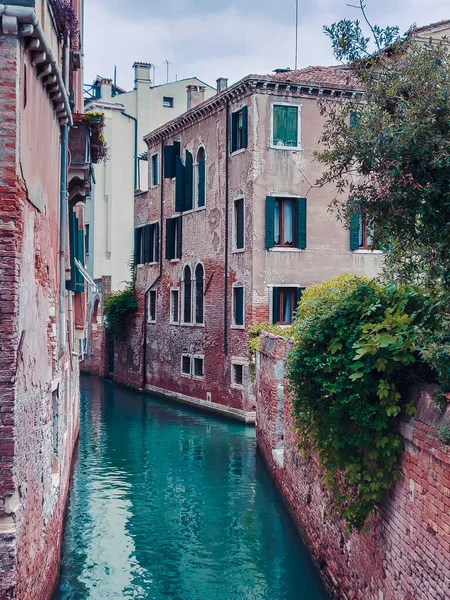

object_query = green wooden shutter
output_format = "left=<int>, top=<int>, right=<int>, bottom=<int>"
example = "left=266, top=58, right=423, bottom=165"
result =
left=74, top=218, right=84, bottom=292
left=133, top=228, right=139, bottom=265
left=163, top=145, right=175, bottom=178
left=176, top=216, right=183, bottom=259
left=295, top=197, right=307, bottom=249
left=144, top=224, right=152, bottom=263
left=285, top=106, right=298, bottom=147
left=230, top=111, right=237, bottom=153
left=173, top=141, right=181, bottom=159
left=241, top=106, right=248, bottom=149
left=198, top=152, right=206, bottom=207
left=265, top=196, right=275, bottom=248
left=67, top=209, right=76, bottom=291
left=272, top=288, right=280, bottom=324
left=165, top=219, right=174, bottom=260
left=350, top=213, right=360, bottom=250
left=175, top=156, right=185, bottom=212
left=273, top=105, right=285, bottom=146
left=184, top=151, right=193, bottom=211
left=154, top=222, right=159, bottom=262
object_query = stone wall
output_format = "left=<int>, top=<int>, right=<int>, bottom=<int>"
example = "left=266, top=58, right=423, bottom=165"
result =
left=256, top=333, right=450, bottom=600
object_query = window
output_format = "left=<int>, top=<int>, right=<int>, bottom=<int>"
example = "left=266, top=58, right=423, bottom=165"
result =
left=184, top=150, right=193, bottom=211
left=148, top=290, right=156, bottom=322
left=151, top=154, right=159, bottom=187
left=272, top=104, right=300, bottom=148
left=165, top=216, right=182, bottom=260
left=163, top=96, right=174, bottom=108
left=193, top=356, right=204, bottom=379
left=183, top=265, right=192, bottom=323
left=135, top=223, right=159, bottom=264
left=272, top=287, right=304, bottom=325
left=195, top=263, right=204, bottom=324
left=265, top=196, right=306, bottom=249
left=232, top=363, right=244, bottom=386
left=194, top=147, right=206, bottom=208
left=170, top=289, right=179, bottom=324
left=163, top=141, right=180, bottom=179
left=233, top=198, right=244, bottom=250
left=231, top=106, right=248, bottom=153
left=350, top=212, right=378, bottom=250
left=181, top=354, right=191, bottom=375
left=85, top=223, right=90, bottom=255
left=233, top=286, right=244, bottom=326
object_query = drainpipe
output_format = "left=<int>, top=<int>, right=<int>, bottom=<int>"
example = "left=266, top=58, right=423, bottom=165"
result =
left=59, top=36, right=69, bottom=354
left=120, top=110, right=138, bottom=190
left=224, top=100, right=230, bottom=355
left=142, top=138, right=164, bottom=389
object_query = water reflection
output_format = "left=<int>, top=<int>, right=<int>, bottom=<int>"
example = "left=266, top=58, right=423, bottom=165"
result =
left=54, top=376, right=329, bottom=600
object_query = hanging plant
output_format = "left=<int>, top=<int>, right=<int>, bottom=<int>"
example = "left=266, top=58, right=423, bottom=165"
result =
left=83, top=112, right=110, bottom=163
left=49, top=0, right=80, bottom=43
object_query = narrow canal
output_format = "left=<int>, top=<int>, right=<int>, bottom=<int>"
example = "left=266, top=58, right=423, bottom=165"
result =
left=53, top=375, right=329, bottom=600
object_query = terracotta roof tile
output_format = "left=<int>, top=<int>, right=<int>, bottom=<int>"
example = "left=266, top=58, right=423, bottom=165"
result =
left=249, top=65, right=363, bottom=91
left=408, top=19, right=450, bottom=36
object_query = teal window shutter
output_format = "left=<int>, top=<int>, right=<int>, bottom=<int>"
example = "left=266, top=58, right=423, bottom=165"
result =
left=184, top=151, right=193, bottom=211
left=272, top=288, right=280, bottom=324
left=241, top=105, right=248, bottom=149
left=67, top=209, right=76, bottom=291
left=273, top=105, right=298, bottom=147
left=295, top=198, right=307, bottom=249
left=144, top=224, right=151, bottom=263
left=154, top=222, right=159, bottom=262
left=230, top=112, right=237, bottom=153
left=165, top=219, right=174, bottom=260
left=163, top=145, right=175, bottom=178
left=176, top=216, right=183, bottom=259
left=173, top=141, right=181, bottom=159
left=265, top=196, right=275, bottom=248
left=198, top=152, right=205, bottom=207
left=175, top=156, right=185, bottom=212
left=75, top=222, right=84, bottom=292
left=350, top=213, right=360, bottom=250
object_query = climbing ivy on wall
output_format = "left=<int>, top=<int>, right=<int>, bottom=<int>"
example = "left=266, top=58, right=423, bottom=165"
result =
left=287, top=274, right=450, bottom=530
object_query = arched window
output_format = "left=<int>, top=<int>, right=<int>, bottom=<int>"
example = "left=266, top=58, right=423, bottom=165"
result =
left=196, top=147, right=206, bottom=208
left=184, top=150, right=193, bottom=211
left=183, top=265, right=192, bottom=323
left=195, top=263, right=204, bottom=324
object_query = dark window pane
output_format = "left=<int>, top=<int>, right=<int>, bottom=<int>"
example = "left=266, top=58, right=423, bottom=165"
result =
left=235, top=199, right=244, bottom=249
left=194, top=357, right=204, bottom=377
left=233, top=287, right=244, bottom=326
left=182, top=355, right=191, bottom=374
left=195, top=264, right=204, bottom=324
left=171, top=290, right=179, bottom=322
left=183, top=266, right=192, bottom=323
left=163, top=96, right=174, bottom=108
left=152, top=154, right=159, bottom=186
left=149, top=291, right=156, bottom=321
left=233, top=364, right=243, bottom=386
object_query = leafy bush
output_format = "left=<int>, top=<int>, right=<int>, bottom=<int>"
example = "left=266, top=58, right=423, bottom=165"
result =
left=288, top=274, right=450, bottom=530
left=104, top=289, right=138, bottom=340
left=247, top=323, right=293, bottom=382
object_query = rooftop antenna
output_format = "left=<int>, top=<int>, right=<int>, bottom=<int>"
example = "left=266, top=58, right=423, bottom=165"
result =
left=113, top=65, right=117, bottom=97
left=165, top=60, right=172, bottom=84
left=295, top=0, right=299, bottom=69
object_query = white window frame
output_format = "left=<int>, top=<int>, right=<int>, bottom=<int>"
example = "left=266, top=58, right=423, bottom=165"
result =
left=193, top=145, right=207, bottom=211
left=192, top=354, right=205, bottom=380
left=147, top=289, right=157, bottom=323
left=181, top=264, right=194, bottom=326
left=231, top=283, right=245, bottom=329
left=170, top=288, right=180, bottom=325
left=270, top=102, right=302, bottom=151
left=181, top=353, right=192, bottom=377
left=193, top=261, right=205, bottom=327
left=268, top=284, right=304, bottom=327
left=230, top=105, right=247, bottom=156
left=150, top=153, right=159, bottom=188
left=148, top=219, right=159, bottom=265
left=232, top=196, right=245, bottom=253
left=231, top=357, right=247, bottom=389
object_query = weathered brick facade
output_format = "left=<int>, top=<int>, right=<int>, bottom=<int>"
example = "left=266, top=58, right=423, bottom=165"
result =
left=256, top=333, right=450, bottom=600
left=111, top=68, right=382, bottom=419
left=0, top=2, right=90, bottom=597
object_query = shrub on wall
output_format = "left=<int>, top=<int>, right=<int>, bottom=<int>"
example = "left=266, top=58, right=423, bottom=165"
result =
left=288, top=274, right=450, bottom=530
left=247, top=323, right=292, bottom=382
left=104, top=289, right=138, bottom=341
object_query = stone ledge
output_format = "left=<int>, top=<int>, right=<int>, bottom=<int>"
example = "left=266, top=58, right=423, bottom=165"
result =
left=144, top=384, right=256, bottom=425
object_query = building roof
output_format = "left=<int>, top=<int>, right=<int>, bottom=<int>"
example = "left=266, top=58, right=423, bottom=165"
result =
left=250, top=65, right=362, bottom=91
left=408, top=19, right=450, bottom=36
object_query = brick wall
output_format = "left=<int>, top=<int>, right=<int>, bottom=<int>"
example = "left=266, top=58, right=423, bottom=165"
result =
left=256, top=333, right=450, bottom=600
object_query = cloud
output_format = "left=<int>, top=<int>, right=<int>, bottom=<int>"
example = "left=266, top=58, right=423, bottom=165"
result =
left=84, top=0, right=450, bottom=91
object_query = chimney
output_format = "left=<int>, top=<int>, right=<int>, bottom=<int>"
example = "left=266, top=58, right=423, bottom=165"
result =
left=216, top=78, right=228, bottom=93
left=133, top=62, right=152, bottom=88
left=99, top=78, right=112, bottom=100
left=187, top=85, right=206, bottom=110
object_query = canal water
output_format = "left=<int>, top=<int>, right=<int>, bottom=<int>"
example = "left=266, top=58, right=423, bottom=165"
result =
left=53, top=375, right=329, bottom=600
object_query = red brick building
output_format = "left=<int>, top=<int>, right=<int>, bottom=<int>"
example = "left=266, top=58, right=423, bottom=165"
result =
left=0, top=1, right=97, bottom=597
left=118, top=68, right=382, bottom=420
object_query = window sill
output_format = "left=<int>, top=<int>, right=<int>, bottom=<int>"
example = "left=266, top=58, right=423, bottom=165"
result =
left=147, top=319, right=156, bottom=324
left=231, top=382, right=244, bottom=390
left=180, top=322, right=205, bottom=327
left=169, top=321, right=180, bottom=326
left=193, top=205, right=206, bottom=212
left=353, top=249, right=383, bottom=254
left=232, top=247, right=245, bottom=254
left=148, top=261, right=158, bottom=266
left=230, top=148, right=246, bottom=157
left=269, top=247, right=304, bottom=252
left=192, top=375, right=205, bottom=381
left=181, top=372, right=191, bottom=378
left=169, top=258, right=180, bottom=264
left=150, top=184, right=159, bottom=189
left=231, top=324, right=245, bottom=330
left=270, top=144, right=302, bottom=151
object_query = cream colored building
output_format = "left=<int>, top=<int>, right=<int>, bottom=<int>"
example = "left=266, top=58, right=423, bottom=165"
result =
left=84, top=63, right=216, bottom=291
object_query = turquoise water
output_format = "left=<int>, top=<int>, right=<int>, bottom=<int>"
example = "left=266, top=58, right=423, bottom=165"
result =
left=53, top=375, right=329, bottom=600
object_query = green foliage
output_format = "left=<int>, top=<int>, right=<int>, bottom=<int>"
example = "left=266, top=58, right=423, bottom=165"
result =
left=104, top=289, right=138, bottom=340
left=288, top=275, right=450, bottom=530
left=317, top=22, right=450, bottom=286
left=247, top=323, right=292, bottom=382
left=436, top=423, right=450, bottom=445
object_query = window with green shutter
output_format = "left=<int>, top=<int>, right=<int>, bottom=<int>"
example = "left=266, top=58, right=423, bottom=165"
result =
left=272, top=287, right=304, bottom=324
left=165, top=216, right=182, bottom=260
left=67, top=209, right=85, bottom=292
left=266, top=196, right=306, bottom=249
left=230, top=106, right=248, bottom=153
left=175, top=156, right=185, bottom=212
left=197, top=147, right=206, bottom=208
left=184, top=151, right=193, bottom=211
left=272, top=104, right=299, bottom=148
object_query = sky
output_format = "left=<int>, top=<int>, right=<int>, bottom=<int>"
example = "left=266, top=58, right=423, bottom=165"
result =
left=83, top=0, right=450, bottom=91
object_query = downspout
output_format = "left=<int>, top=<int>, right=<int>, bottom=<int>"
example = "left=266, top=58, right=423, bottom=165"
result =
left=120, top=110, right=138, bottom=190
left=224, top=100, right=230, bottom=355
left=142, top=138, right=164, bottom=389
left=59, top=36, right=69, bottom=354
